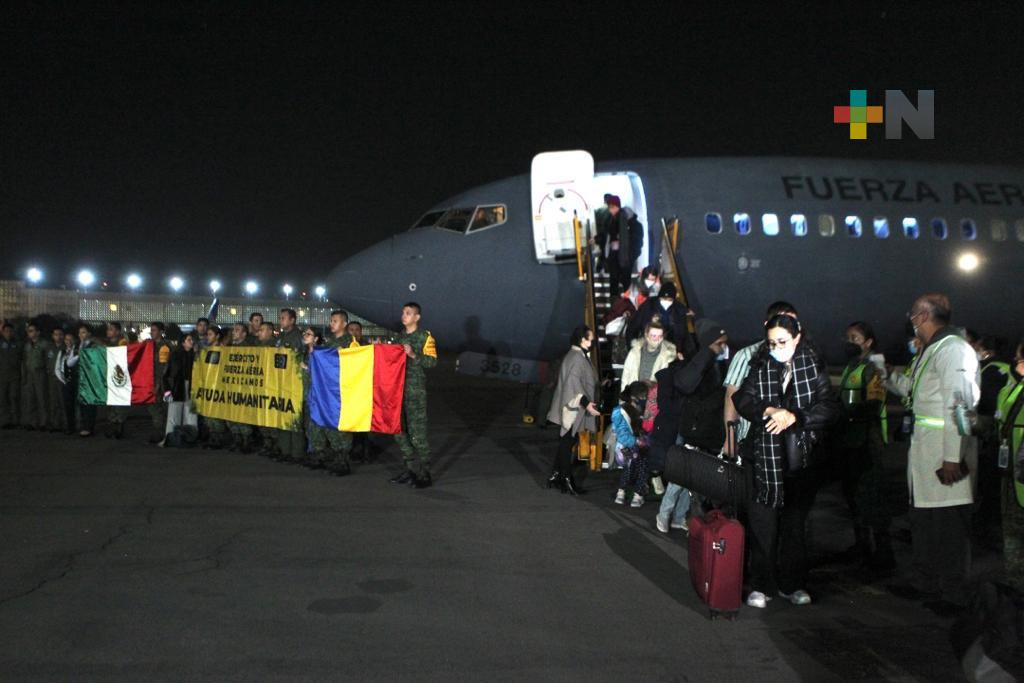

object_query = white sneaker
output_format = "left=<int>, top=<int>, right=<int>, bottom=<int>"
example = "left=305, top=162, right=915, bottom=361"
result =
left=671, top=518, right=689, bottom=532
left=779, top=589, right=812, bottom=605
left=614, top=489, right=626, bottom=505
left=746, top=591, right=770, bottom=609
left=652, top=476, right=665, bottom=495
left=630, top=494, right=644, bottom=508
left=655, top=516, right=669, bottom=533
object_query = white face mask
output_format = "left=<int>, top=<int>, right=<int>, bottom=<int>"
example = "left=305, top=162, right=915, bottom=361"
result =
left=645, top=279, right=658, bottom=291
left=769, top=346, right=796, bottom=364
left=659, top=300, right=671, bottom=310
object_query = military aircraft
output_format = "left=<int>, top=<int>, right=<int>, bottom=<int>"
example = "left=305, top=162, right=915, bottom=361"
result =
left=328, top=151, right=1024, bottom=380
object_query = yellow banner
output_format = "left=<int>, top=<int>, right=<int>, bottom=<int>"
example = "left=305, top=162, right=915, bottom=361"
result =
left=191, top=346, right=304, bottom=430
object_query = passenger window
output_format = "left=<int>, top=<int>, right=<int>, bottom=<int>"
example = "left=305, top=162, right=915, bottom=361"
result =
left=902, top=217, right=920, bottom=239
left=1016, top=219, right=1024, bottom=242
left=705, top=213, right=722, bottom=234
left=873, top=217, right=890, bottom=238
left=931, top=218, right=948, bottom=240
left=790, top=214, right=808, bottom=237
left=960, top=218, right=977, bottom=241
left=991, top=220, right=1007, bottom=242
left=761, top=213, right=779, bottom=236
left=733, top=212, right=751, bottom=235
left=845, top=216, right=863, bottom=238
left=468, top=205, right=507, bottom=232
left=818, top=214, right=835, bottom=237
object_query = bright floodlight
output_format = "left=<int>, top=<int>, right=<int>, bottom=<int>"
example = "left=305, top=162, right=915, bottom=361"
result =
left=26, top=267, right=43, bottom=284
left=169, top=276, right=184, bottom=292
left=77, top=269, right=96, bottom=288
left=245, top=281, right=259, bottom=295
left=209, top=279, right=221, bottom=294
left=126, top=273, right=142, bottom=289
left=314, top=285, right=326, bottom=298
left=282, top=283, right=293, bottom=297
left=957, top=252, right=980, bottom=273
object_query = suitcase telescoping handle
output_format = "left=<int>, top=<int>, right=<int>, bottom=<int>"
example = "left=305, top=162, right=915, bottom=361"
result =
left=725, top=420, right=740, bottom=465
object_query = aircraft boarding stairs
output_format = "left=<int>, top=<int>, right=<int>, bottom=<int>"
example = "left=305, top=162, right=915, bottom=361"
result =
left=572, top=216, right=688, bottom=471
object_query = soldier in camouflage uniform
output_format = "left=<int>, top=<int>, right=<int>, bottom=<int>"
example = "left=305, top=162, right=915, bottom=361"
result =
left=45, top=327, right=67, bottom=432
left=256, top=322, right=282, bottom=457
left=274, top=308, right=305, bottom=462
left=246, top=312, right=263, bottom=346
left=20, top=322, right=50, bottom=430
left=226, top=322, right=256, bottom=453
left=998, top=341, right=1024, bottom=591
left=309, top=310, right=356, bottom=475
left=104, top=322, right=129, bottom=438
left=199, top=325, right=231, bottom=449
left=0, top=322, right=21, bottom=428
left=148, top=322, right=172, bottom=443
left=389, top=302, right=438, bottom=488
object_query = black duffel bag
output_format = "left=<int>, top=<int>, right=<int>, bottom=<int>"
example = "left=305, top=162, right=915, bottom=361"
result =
left=663, top=444, right=748, bottom=512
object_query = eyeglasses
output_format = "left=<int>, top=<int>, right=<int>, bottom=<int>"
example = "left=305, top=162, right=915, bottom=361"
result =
left=906, top=310, right=925, bottom=321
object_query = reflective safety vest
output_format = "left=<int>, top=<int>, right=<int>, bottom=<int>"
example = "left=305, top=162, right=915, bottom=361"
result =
left=839, top=361, right=888, bottom=444
left=982, top=360, right=1015, bottom=396
left=997, top=381, right=1024, bottom=508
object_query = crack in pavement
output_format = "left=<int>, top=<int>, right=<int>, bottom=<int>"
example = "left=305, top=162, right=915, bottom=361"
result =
left=173, top=529, right=249, bottom=576
left=0, top=502, right=155, bottom=609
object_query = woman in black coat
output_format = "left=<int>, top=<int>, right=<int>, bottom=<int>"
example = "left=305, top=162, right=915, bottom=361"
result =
left=732, top=315, right=839, bottom=609
left=161, top=333, right=198, bottom=445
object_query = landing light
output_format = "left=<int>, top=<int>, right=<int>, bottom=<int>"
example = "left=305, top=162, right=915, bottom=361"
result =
left=957, top=252, right=980, bottom=273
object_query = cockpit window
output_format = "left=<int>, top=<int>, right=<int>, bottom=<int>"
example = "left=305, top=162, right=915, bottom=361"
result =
left=413, top=210, right=446, bottom=229
left=436, top=208, right=475, bottom=232
left=468, top=204, right=507, bottom=232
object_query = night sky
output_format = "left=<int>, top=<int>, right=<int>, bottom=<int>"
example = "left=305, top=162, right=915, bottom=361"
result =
left=3, top=3, right=1022, bottom=295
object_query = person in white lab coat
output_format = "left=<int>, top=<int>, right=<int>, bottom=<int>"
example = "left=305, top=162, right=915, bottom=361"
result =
left=888, top=293, right=980, bottom=608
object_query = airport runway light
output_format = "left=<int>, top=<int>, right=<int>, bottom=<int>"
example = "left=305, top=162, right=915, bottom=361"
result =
left=209, top=279, right=221, bottom=294
left=957, top=252, right=980, bottom=273
left=126, top=273, right=142, bottom=290
left=282, top=283, right=293, bottom=299
left=26, top=267, right=43, bottom=284
left=245, top=280, right=259, bottom=297
left=77, top=269, right=96, bottom=289
left=314, top=285, right=326, bottom=301
left=169, top=276, right=185, bottom=292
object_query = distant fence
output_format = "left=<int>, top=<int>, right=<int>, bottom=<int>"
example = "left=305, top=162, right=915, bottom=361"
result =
left=0, top=280, right=389, bottom=336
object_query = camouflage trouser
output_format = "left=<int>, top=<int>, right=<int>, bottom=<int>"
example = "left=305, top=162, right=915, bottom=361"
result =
left=0, top=376, right=19, bottom=425
left=277, top=428, right=305, bottom=459
left=228, top=420, right=253, bottom=437
left=1002, top=476, right=1024, bottom=592
left=309, top=424, right=353, bottom=463
left=47, top=378, right=65, bottom=430
left=148, top=402, right=167, bottom=435
left=21, top=371, right=48, bottom=428
left=206, top=417, right=230, bottom=446
left=395, top=391, right=429, bottom=473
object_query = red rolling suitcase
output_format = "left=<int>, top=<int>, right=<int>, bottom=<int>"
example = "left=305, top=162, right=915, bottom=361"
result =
left=688, top=509, right=744, bottom=619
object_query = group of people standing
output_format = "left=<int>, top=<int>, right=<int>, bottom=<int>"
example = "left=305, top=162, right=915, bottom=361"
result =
left=548, top=292, right=1024, bottom=612
left=0, top=302, right=439, bottom=490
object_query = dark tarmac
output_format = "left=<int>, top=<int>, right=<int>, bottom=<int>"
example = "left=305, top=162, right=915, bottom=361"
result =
left=0, top=358, right=982, bottom=681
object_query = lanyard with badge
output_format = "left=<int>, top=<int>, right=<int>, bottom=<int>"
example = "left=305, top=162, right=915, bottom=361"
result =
left=902, top=335, right=955, bottom=436
left=997, top=386, right=1024, bottom=483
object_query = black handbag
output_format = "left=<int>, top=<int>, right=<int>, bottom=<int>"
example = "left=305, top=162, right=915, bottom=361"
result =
left=663, top=424, right=748, bottom=512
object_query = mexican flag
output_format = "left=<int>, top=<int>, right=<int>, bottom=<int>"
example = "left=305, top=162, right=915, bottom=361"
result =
left=78, top=342, right=157, bottom=406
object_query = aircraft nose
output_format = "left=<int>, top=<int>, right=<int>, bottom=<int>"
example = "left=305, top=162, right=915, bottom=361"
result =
left=327, top=237, right=395, bottom=326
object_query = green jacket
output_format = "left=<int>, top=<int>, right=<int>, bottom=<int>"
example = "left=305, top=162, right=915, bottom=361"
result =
left=277, top=328, right=303, bottom=350
left=323, top=333, right=354, bottom=350
left=0, top=338, right=21, bottom=380
left=395, top=328, right=437, bottom=391
left=22, top=340, right=50, bottom=374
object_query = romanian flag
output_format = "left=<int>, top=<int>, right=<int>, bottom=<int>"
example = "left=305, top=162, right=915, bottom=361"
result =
left=309, top=344, right=407, bottom=434
left=78, top=342, right=157, bottom=406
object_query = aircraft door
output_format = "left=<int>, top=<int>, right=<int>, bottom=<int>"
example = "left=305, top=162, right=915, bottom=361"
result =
left=531, top=151, right=596, bottom=264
